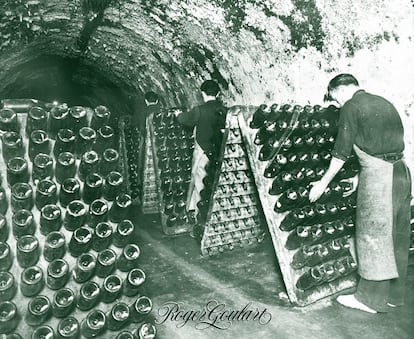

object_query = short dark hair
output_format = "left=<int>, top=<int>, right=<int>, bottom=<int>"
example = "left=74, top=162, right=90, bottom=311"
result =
left=200, top=80, right=220, bottom=96
left=324, top=74, right=359, bottom=101
left=144, top=91, right=159, bottom=103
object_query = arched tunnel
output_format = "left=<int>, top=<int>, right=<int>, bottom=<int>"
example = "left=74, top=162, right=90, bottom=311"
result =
left=0, top=1, right=413, bottom=338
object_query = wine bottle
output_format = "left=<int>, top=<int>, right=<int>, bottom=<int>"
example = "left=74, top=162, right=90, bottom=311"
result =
left=263, top=154, right=287, bottom=178
left=57, top=317, right=80, bottom=339
left=250, top=104, right=269, bottom=129
left=298, top=118, right=311, bottom=133
left=295, top=266, right=324, bottom=291
left=258, top=138, right=281, bottom=161
left=291, top=136, right=304, bottom=150
left=285, top=225, right=316, bottom=250
left=291, top=245, right=315, bottom=270
left=302, top=105, right=313, bottom=116
left=279, top=208, right=307, bottom=231
left=269, top=171, right=290, bottom=195
left=274, top=187, right=310, bottom=212
left=304, top=133, right=315, bottom=148
left=254, top=120, right=278, bottom=145
left=281, top=104, right=293, bottom=114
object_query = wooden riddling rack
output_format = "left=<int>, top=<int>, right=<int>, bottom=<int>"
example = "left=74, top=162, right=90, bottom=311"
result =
left=198, top=108, right=267, bottom=256
left=146, top=108, right=195, bottom=235
left=237, top=104, right=359, bottom=306
left=141, top=115, right=160, bottom=215
left=0, top=102, right=154, bottom=336
left=118, top=116, right=143, bottom=206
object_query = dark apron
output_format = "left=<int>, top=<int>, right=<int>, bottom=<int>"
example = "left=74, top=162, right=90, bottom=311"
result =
left=353, top=145, right=411, bottom=280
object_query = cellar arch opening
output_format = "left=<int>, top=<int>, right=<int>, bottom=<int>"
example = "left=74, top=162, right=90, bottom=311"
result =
left=0, top=54, right=149, bottom=119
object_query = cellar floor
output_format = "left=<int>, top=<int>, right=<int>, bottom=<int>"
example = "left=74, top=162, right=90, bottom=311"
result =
left=134, top=213, right=414, bottom=339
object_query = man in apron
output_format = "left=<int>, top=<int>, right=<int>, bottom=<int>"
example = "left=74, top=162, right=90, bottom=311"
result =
left=309, top=74, right=412, bottom=313
left=174, top=80, right=226, bottom=215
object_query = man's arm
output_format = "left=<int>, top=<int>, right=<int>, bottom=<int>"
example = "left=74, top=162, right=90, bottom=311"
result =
left=176, top=107, right=199, bottom=128
left=309, top=102, right=358, bottom=202
left=309, top=157, right=345, bottom=202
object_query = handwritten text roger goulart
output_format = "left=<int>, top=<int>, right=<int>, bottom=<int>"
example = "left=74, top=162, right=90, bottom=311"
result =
left=155, top=299, right=272, bottom=330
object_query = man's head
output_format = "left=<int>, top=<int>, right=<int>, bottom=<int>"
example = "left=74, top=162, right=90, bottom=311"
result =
left=325, top=74, right=360, bottom=107
left=144, top=91, right=159, bottom=105
left=200, top=80, right=220, bottom=101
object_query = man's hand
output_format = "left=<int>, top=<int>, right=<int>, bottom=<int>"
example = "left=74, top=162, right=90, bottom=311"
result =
left=309, top=180, right=329, bottom=203
left=341, top=174, right=359, bottom=197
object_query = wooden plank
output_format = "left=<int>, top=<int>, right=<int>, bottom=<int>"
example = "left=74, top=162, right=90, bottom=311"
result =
left=238, top=107, right=357, bottom=306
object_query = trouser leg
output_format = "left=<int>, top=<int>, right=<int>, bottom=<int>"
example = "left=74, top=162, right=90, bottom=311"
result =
left=355, top=277, right=390, bottom=312
left=186, top=147, right=209, bottom=212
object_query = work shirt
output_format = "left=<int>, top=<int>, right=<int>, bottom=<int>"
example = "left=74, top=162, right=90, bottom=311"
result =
left=177, top=100, right=226, bottom=155
left=130, top=101, right=161, bottom=133
left=332, top=89, right=405, bottom=161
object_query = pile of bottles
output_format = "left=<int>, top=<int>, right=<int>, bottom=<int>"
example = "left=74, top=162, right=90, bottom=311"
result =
left=152, top=108, right=196, bottom=228
left=198, top=114, right=266, bottom=256
left=122, top=116, right=142, bottom=202
left=0, top=102, right=156, bottom=338
left=250, top=103, right=359, bottom=291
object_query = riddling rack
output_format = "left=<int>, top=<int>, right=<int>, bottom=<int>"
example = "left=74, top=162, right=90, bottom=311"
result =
left=238, top=104, right=359, bottom=306
left=118, top=116, right=143, bottom=206
left=141, top=116, right=160, bottom=214
left=147, top=108, right=196, bottom=235
left=198, top=107, right=267, bottom=256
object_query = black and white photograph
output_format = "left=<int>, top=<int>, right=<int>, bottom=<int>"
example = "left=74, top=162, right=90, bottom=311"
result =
left=0, top=0, right=413, bottom=338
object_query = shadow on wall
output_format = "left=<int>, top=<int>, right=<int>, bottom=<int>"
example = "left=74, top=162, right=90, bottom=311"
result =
left=0, top=54, right=148, bottom=119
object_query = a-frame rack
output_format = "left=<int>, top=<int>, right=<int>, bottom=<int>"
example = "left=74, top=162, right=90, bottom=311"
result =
left=237, top=104, right=358, bottom=306
left=198, top=107, right=267, bottom=256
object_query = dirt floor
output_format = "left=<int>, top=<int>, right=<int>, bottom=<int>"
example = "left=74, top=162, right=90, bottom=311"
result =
left=134, top=214, right=414, bottom=339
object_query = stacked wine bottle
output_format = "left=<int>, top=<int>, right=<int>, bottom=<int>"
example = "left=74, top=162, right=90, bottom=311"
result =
left=141, top=116, right=160, bottom=214
left=197, top=112, right=266, bottom=256
left=150, top=108, right=197, bottom=234
left=246, top=103, right=359, bottom=303
left=0, top=102, right=156, bottom=338
left=120, top=116, right=143, bottom=204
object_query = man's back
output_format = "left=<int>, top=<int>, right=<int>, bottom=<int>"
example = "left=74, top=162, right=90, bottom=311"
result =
left=335, top=90, right=405, bottom=158
left=178, top=100, right=226, bottom=155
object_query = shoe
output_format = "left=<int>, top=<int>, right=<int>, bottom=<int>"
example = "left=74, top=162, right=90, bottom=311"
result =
left=336, top=294, right=377, bottom=314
